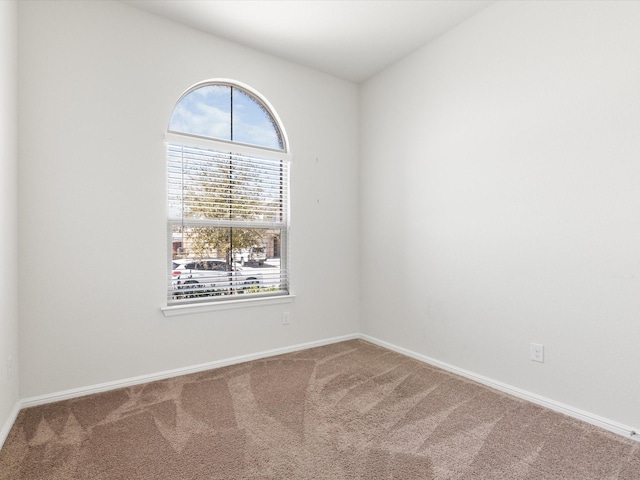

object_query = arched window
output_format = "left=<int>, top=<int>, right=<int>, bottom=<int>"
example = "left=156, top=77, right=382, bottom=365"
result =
left=166, top=80, right=290, bottom=306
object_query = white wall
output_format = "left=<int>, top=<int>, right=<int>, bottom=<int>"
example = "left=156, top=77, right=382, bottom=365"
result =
left=0, top=0, right=19, bottom=441
left=361, top=0, right=640, bottom=430
left=16, top=0, right=640, bottom=437
left=18, top=0, right=360, bottom=398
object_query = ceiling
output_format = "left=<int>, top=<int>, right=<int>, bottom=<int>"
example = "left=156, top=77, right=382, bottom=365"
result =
left=123, top=0, right=495, bottom=83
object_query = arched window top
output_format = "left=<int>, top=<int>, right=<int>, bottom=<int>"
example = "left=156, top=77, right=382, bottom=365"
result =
left=169, top=80, right=286, bottom=151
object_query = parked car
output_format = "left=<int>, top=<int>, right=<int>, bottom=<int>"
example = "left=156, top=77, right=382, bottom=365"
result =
left=233, top=246, right=267, bottom=266
left=248, top=246, right=267, bottom=265
left=171, top=258, right=262, bottom=298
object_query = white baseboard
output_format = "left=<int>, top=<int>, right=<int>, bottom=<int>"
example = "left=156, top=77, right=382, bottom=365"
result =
left=20, top=333, right=360, bottom=409
left=0, top=402, right=20, bottom=450
left=360, top=334, right=639, bottom=443
left=9, top=332, right=639, bottom=446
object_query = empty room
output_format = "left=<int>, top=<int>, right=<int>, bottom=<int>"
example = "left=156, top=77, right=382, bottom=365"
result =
left=1, top=0, right=640, bottom=478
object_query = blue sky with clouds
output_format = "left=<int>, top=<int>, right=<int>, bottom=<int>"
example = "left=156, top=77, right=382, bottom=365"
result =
left=169, top=85, right=283, bottom=150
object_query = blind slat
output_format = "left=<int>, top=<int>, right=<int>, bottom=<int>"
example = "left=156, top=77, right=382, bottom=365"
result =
left=168, top=141, right=289, bottom=305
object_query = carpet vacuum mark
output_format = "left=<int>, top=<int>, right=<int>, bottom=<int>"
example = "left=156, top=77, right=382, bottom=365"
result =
left=1, top=340, right=639, bottom=479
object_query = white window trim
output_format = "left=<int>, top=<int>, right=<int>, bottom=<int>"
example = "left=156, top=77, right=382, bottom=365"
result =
left=165, top=81, right=291, bottom=310
left=161, top=293, right=296, bottom=317
left=165, top=139, right=291, bottom=306
left=165, top=132, right=292, bottom=163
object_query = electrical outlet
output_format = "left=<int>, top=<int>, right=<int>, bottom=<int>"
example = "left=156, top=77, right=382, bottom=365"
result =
left=282, top=312, right=290, bottom=325
left=530, top=343, right=544, bottom=363
left=7, top=355, right=13, bottom=381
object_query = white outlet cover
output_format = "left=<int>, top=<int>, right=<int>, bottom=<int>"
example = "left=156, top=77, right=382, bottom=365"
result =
left=530, top=343, right=544, bottom=363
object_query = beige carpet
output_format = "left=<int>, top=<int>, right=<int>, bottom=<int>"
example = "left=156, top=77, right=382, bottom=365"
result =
left=1, top=340, right=639, bottom=479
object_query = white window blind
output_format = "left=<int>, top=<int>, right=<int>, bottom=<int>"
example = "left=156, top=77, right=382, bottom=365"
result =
left=168, top=143, right=288, bottom=226
left=167, top=140, right=290, bottom=304
left=166, top=80, right=290, bottom=306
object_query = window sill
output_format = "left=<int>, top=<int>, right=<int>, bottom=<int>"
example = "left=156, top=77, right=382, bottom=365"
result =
left=161, top=294, right=296, bottom=317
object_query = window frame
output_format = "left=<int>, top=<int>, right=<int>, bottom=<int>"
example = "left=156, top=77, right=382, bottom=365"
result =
left=162, top=80, right=293, bottom=315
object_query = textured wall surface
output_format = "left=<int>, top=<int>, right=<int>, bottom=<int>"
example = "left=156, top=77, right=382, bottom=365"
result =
left=17, top=0, right=360, bottom=399
left=0, top=0, right=19, bottom=444
left=361, top=0, right=640, bottom=430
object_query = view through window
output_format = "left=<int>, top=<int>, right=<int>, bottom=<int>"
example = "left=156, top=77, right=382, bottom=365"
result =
left=167, top=81, right=290, bottom=305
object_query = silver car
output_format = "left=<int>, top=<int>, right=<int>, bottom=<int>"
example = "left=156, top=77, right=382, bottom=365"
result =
left=171, top=258, right=262, bottom=298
